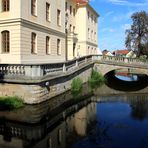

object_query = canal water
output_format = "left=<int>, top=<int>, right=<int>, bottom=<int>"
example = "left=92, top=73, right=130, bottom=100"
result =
left=0, top=73, right=148, bottom=148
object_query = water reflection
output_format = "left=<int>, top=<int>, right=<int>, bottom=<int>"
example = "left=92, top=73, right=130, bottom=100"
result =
left=105, top=70, right=148, bottom=91
left=1, top=94, right=148, bottom=148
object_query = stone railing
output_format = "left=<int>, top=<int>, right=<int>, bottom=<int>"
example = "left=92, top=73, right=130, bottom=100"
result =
left=93, top=55, right=148, bottom=66
left=0, top=55, right=147, bottom=81
left=0, top=55, right=93, bottom=80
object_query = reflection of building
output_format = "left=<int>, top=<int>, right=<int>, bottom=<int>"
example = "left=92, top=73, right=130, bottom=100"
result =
left=0, top=99, right=96, bottom=148
left=0, top=0, right=99, bottom=64
left=66, top=102, right=96, bottom=136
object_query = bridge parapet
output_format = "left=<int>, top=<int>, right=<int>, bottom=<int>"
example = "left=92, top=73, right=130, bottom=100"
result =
left=0, top=55, right=147, bottom=83
left=0, top=55, right=93, bottom=82
left=93, top=55, right=148, bottom=66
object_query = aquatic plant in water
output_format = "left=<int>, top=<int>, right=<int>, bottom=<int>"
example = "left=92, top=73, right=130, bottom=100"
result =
left=71, top=77, right=83, bottom=97
left=88, top=69, right=106, bottom=90
left=0, top=96, right=24, bottom=110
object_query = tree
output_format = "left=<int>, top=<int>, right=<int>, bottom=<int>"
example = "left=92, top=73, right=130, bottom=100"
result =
left=125, top=11, right=148, bottom=57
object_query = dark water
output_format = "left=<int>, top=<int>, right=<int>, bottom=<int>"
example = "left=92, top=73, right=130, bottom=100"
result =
left=1, top=93, right=148, bottom=148
left=72, top=97, right=148, bottom=148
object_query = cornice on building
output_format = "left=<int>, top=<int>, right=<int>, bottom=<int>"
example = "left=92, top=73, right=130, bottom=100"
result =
left=75, top=0, right=99, bottom=17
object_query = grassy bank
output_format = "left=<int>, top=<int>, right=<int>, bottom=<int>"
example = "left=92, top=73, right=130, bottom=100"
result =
left=0, top=96, right=24, bottom=110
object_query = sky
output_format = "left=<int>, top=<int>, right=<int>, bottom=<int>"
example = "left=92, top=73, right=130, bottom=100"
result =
left=89, top=0, right=148, bottom=52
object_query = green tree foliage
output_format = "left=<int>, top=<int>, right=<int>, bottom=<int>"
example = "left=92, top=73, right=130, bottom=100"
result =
left=125, top=11, right=148, bottom=57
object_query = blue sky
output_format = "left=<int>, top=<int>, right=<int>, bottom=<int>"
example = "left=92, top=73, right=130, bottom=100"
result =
left=90, top=0, right=148, bottom=52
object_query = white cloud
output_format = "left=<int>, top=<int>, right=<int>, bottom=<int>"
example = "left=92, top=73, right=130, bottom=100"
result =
left=122, top=23, right=131, bottom=30
left=108, top=0, right=148, bottom=6
left=112, top=11, right=133, bottom=22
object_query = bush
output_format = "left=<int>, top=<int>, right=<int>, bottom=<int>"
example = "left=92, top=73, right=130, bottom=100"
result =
left=89, top=69, right=106, bottom=89
left=0, top=96, right=24, bottom=110
left=71, top=78, right=83, bottom=96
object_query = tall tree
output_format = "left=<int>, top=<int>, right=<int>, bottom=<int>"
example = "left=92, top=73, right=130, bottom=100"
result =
left=125, top=11, right=148, bottom=57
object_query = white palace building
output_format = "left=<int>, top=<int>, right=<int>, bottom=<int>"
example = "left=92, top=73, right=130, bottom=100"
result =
left=0, top=0, right=99, bottom=64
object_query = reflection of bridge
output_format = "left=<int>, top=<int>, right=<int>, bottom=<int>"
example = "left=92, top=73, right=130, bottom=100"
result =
left=0, top=55, right=148, bottom=104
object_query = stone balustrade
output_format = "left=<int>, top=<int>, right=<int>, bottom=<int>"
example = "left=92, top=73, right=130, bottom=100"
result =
left=0, top=55, right=147, bottom=82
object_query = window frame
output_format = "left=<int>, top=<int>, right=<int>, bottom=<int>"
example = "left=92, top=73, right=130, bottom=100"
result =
left=31, top=0, right=37, bottom=16
left=1, top=30, right=10, bottom=53
left=46, top=2, right=50, bottom=22
left=2, top=0, right=9, bottom=12
left=57, top=9, right=61, bottom=26
left=31, top=32, right=37, bottom=54
left=46, top=36, right=50, bottom=55
left=57, top=39, right=61, bottom=55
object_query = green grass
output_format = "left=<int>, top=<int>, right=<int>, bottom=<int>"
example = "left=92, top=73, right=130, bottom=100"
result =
left=0, top=96, right=24, bottom=110
left=88, top=69, right=106, bottom=90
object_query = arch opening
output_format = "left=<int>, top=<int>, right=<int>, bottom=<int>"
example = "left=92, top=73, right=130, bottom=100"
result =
left=105, top=68, right=148, bottom=91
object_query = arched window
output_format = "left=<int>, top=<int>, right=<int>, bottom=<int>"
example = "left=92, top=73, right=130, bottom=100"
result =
left=2, top=0, right=9, bottom=12
left=1, top=31, right=10, bottom=53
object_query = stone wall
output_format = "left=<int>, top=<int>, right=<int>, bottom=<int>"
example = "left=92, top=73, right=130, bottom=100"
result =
left=0, top=65, right=93, bottom=104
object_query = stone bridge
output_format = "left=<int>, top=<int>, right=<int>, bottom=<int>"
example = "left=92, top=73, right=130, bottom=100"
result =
left=92, top=56, right=148, bottom=76
left=0, top=55, right=148, bottom=104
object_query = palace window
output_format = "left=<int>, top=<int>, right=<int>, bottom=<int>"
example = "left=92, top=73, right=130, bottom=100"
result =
left=1, top=31, right=10, bottom=53
left=58, top=129, right=62, bottom=144
left=46, top=36, right=50, bottom=54
left=31, top=32, right=37, bottom=54
left=31, top=0, right=37, bottom=16
left=2, top=0, right=9, bottom=12
left=73, top=8, right=75, bottom=16
left=57, top=39, right=61, bottom=55
left=70, top=5, right=72, bottom=15
left=57, top=9, right=61, bottom=26
left=46, top=3, right=50, bottom=21
left=65, top=2, right=67, bottom=11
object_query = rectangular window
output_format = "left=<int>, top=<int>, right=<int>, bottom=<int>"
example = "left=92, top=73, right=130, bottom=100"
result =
left=69, top=24, right=72, bottom=32
left=58, top=129, right=62, bottom=144
left=31, top=33, right=36, bottom=54
left=88, top=11, right=89, bottom=19
left=65, top=2, right=67, bottom=11
left=70, top=6, right=72, bottom=15
left=73, top=8, right=75, bottom=16
left=73, top=26, right=75, bottom=33
left=88, top=28, right=90, bottom=39
left=46, top=36, right=50, bottom=54
left=2, top=0, right=9, bottom=12
left=57, top=39, right=61, bottom=55
left=57, top=9, right=61, bottom=26
left=46, top=3, right=50, bottom=21
left=31, top=0, right=37, bottom=16
left=2, top=31, right=10, bottom=53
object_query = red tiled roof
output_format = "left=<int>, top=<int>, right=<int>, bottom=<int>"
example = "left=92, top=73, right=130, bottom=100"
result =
left=114, top=50, right=129, bottom=55
left=75, top=0, right=88, bottom=4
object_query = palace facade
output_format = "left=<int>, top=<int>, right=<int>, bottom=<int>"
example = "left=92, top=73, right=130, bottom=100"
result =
left=0, top=0, right=99, bottom=64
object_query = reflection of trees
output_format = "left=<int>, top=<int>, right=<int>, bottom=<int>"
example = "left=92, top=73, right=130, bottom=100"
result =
left=129, top=95, right=148, bottom=120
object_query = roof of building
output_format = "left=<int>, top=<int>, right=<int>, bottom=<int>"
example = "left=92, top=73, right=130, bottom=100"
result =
left=114, top=50, right=130, bottom=55
left=75, top=0, right=88, bottom=5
